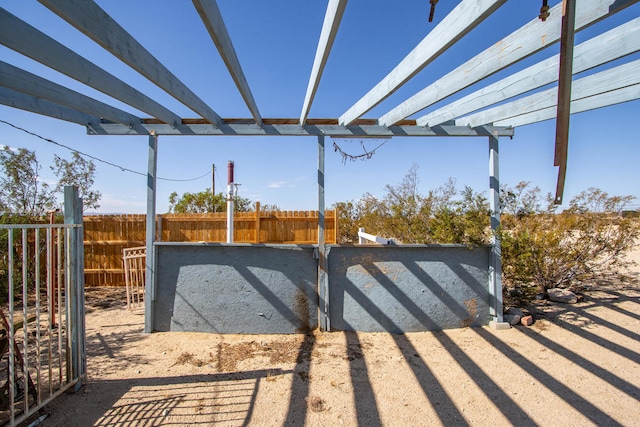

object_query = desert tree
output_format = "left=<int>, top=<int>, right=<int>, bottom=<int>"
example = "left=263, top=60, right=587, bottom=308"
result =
left=51, top=151, right=101, bottom=211
left=0, top=146, right=56, bottom=218
left=168, top=189, right=251, bottom=213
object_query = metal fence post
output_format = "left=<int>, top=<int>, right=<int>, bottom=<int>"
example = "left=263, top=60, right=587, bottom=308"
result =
left=488, top=135, right=505, bottom=326
left=64, top=185, right=85, bottom=391
left=145, top=132, right=158, bottom=333
left=317, top=134, right=330, bottom=331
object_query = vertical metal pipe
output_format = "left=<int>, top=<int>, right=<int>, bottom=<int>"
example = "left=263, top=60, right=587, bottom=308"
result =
left=317, top=134, right=329, bottom=331
left=124, top=250, right=131, bottom=309
left=22, top=228, right=30, bottom=413
left=46, top=227, right=53, bottom=396
left=35, top=228, right=42, bottom=405
left=145, top=132, right=158, bottom=333
left=64, top=225, right=72, bottom=383
left=226, top=160, right=235, bottom=243
left=489, top=135, right=503, bottom=323
left=8, top=229, right=15, bottom=423
left=48, top=210, right=57, bottom=328
left=56, top=228, right=63, bottom=388
left=212, top=163, right=215, bottom=196
left=79, top=226, right=87, bottom=383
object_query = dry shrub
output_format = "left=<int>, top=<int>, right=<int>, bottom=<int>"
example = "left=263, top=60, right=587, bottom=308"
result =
left=500, top=184, right=639, bottom=304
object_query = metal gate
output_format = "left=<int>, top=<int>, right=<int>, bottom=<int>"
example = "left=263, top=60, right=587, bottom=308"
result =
left=0, top=217, right=85, bottom=425
left=123, top=246, right=146, bottom=310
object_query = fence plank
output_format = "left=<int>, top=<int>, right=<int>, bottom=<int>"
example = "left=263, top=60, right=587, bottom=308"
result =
left=83, top=210, right=337, bottom=286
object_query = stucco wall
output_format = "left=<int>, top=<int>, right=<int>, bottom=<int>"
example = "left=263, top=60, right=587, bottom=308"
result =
left=152, top=243, right=491, bottom=334
left=327, top=245, right=491, bottom=332
left=154, top=244, right=318, bottom=333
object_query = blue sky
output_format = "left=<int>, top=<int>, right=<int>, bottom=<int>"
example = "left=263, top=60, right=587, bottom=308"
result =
left=1, top=1, right=639, bottom=213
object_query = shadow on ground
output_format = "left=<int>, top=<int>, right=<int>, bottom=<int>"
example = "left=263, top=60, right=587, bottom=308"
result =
left=27, top=282, right=640, bottom=426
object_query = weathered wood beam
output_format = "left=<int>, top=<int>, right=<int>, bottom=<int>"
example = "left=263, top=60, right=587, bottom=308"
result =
left=0, top=8, right=181, bottom=126
left=0, top=86, right=102, bottom=126
left=381, top=0, right=639, bottom=127
left=300, top=0, right=348, bottom=125
left=418, top=17, right=640, bottom=126
left=86, top=121, right=514, bottom=138
left=193, top=0, right=262, bottom=125
left=338, top=0, right=506, bottom=126
left=0, top=61, right=141, bottom=126
left=39, top=0, right=223, bottom=127
left=459, top=59, right=640, bottom=127
left=553, top=0, right=577, bottom=204
left=493, top=84, right=640, bottom=128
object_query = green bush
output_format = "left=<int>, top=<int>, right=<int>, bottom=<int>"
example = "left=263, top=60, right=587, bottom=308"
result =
left=500, top=184, right=639, bottom=304
left=334, top=169, right=639, bottom=306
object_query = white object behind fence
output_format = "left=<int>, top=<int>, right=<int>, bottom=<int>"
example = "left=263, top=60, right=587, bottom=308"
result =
left=358, top=227, right=393, bottom=245
left=123, top=247, right=146, bottom=310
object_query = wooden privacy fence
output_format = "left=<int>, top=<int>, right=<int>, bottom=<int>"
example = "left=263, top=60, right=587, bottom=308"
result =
left=83, top=208, right=337, bottom=286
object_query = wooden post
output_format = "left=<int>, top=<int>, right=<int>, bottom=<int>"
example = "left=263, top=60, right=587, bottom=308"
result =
left=554, top=0, right=577, bottom=204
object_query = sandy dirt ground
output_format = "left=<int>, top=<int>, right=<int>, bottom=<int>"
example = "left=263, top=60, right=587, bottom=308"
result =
left=24, top=255, right=640, bottom=426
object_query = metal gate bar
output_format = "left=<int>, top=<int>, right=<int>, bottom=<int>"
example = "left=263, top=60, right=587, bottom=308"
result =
left=123, top=246, right=146, bottom=310
left=0, top=221, right=84, bottom=426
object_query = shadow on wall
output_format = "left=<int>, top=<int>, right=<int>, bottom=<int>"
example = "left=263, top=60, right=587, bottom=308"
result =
left=153, top=244, right=492, bottom=334
left=329, top=245, right=492, bottom=332
left=154, top=244, right=318, bottom=334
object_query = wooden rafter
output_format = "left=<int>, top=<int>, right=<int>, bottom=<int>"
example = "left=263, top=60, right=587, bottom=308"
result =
left=0, top=61, right=141, bottom=126
left=0, top=8, right=181, bottom=126
left=338, top=0, right=506, bottom=126
left=193, top=0, right=263, bottom=126
left=458, top=60, right=640, bottom=127
left=0, top=87, right=102, bottom=126
left=300, top=0, right=348, bottom=125
left=39, top=0, right=223, bottom=127
left=418, top=18, right=640, bottom=126
left=493, top=84, right=640, bottom=128
left=380, top=0, right=637, bottom=127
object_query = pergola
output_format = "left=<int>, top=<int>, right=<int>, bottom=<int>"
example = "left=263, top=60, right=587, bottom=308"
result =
left=1, top=0, right=638, bottom=331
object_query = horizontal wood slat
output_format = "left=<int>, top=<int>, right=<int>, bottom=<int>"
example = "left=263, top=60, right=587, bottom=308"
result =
left=83, top=210, right=337, bottom=286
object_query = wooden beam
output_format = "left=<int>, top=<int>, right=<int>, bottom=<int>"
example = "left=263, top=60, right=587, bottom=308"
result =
left=300, top=0, right=348, bottom=125
left=553, top=0, right=577, bottom=204
left=0, top=86, right=102, bottom=126
left=458, top=59, right=640, bottom=127
left=381, top=0, right=639, bottom=127
left=193, top=0, right=263, bottom=125
left=493, top=84, right=640, bottom=128
left=338, top=0, right=506, bottom=126
left=0, top=61, right=141, bottom=126
left=418, top=17, right=640, bottom=126
left=0, top=8, right=181, bottom=126
left=87, top=121, right=514, bottom=137
left=38, top=0, right=223, bottom=127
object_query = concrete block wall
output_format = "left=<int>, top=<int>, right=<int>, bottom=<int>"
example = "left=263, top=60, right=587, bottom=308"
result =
left=327, top=245, right=491, bottom=332
left=154, top=244, right=318, bottom=334
left=152, top=244, right=491, bottom=334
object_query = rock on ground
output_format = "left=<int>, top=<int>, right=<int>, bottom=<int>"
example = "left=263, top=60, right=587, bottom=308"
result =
left=547, top=288, right=578, bottom=304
